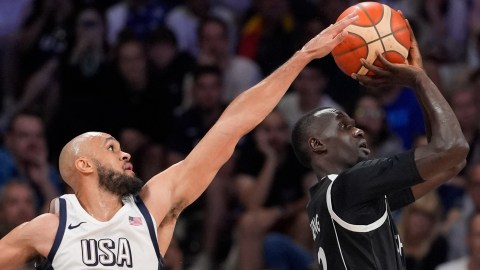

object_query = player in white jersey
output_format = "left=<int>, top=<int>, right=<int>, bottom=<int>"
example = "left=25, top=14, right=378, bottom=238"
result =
left=0, top=12, right=359, bottom=270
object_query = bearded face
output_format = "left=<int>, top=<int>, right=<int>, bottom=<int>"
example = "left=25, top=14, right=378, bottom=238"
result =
left=96, top=164, right=144, bottom=196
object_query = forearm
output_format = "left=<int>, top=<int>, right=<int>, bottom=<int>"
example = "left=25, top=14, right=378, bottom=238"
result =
left=413, top=71, right=469, bottom=180
left=219, top=50, right=313, bottom=137
left=414, top=71, right=467, bottom=154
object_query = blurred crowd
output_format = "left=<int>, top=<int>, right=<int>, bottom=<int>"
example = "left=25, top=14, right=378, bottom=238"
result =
left=1, top=0, right=480, bottom=269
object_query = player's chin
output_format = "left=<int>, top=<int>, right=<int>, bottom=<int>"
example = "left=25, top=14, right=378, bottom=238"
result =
left=124, top=169, right=136, bottom=177
left=358, top=148, right=371, bottom=159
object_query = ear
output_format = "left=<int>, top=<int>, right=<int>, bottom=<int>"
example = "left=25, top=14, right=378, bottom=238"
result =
left=75, top=158, right=94, bottom=174
left=309, top=137, right=326, bottom=154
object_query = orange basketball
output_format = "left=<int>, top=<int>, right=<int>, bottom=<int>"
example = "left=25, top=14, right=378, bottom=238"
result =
left=332, top=2, right=411, bottom=76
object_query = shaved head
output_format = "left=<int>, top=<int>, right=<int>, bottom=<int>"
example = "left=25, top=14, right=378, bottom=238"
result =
left=59, top=132, right=143, bottom=196
left=59, top=132, right=107, bottom=187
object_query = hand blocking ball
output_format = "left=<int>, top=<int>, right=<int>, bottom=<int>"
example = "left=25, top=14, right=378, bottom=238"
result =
left=332, top=2, right=411, bottom=76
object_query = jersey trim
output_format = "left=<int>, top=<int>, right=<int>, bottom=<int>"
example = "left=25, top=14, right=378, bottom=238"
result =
left=326, top=176, right=388, bottom=232
left=330, top=217, right=348, bottom=269
left=134, top=196, right=164, bottom=269
left=47, top=198, right=67, bottom=264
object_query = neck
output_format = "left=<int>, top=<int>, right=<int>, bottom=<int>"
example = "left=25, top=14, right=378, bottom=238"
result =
left=76, top=187, right=124, bottom=222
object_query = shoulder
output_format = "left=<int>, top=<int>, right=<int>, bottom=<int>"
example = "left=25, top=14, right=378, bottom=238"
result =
left=347, top=151, right=414, bottom=175
left=17, top=213, right=59, bottom=257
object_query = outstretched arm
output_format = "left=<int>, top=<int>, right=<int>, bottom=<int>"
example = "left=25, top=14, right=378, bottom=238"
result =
left=354, top=19, right=469, bottom=200
left=141, top=12, right=359, bottom=219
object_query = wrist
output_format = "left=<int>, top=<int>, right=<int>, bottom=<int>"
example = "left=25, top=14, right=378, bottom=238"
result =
left=412, top=70, right=429, bottom=89
left=295, top=49, right=315, bottom=63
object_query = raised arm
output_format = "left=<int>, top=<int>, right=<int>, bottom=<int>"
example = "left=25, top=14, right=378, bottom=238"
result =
left=354, top=20, right=469, bottom=199
left=141, top=12, right=359, bottom=218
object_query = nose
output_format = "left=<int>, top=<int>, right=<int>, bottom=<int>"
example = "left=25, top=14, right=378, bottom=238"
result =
left=121, top=151, right=131, bottom=161
left=354, top=128, right=364, bottom=138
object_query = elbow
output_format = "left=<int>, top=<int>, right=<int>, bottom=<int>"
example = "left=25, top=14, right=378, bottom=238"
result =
left=443, top=139, right=469, bottom=165
left=455, top=140, right=470, bottom=161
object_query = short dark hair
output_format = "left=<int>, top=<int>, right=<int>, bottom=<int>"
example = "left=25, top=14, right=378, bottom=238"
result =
left=291, top=107, right=333, bottom=168
left=5, top=110, right=43, bottom=133
left=147, top=26, right=178, bottom=47
left=292, top=111, right=316, bottom=167
left=192, top=64, right=223, bottom=83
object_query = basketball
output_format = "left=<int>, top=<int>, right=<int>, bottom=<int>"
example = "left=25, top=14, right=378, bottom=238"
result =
left=332, top=2, right=411, bottom=76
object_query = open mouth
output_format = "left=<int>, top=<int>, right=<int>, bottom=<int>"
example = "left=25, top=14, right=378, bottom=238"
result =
left=359, top=141, right=370, bottom=155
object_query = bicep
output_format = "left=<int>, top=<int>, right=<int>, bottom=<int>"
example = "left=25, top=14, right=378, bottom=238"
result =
left=414, top=145, right=465, bottom=181
left=0, top=223, right=38, bottom=269
left=172, top=122, right=240, bottom=204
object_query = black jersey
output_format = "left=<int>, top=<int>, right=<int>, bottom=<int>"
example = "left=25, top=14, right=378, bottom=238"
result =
left=307, top=150, right=423, bottom=270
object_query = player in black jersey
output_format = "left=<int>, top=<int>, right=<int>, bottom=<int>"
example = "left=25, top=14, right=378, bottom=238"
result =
left=291, top=20, right=469, bottom=270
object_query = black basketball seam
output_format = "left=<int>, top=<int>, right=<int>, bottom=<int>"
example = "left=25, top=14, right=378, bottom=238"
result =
left=332, top=26, right=408, bottom=57
left=332, top=4, right=409, bottom=73
left=363, top=4, right=387, bottom=54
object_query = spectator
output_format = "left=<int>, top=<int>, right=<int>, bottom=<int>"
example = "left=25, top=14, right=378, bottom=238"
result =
left=0, top=180, right=37, bottom=238
left=278, top=60, right=342, bottom=130
left=196, top=16, right=262, bottom=103
left=0, top=0, right=32, bottom=114
left=416, top=0, right=471, bottom=63
left=165, top=0, right=236, bottom=57
left=372, top=85, right=425, bottom=150
left=446, top=162, right=480, bottom=260
left=449, top=84, right=480, bottom=172
left=47, top=6, right=116, bottom=161
left=0, top=111, right=62, bottom=212
left=106, top=0, right=173, bottom=45
left=167, top=65, right=234, bottom=268
left=238, top=0, right=297, bottom=75
left=0, top=180, right=37, bottom=269
left=351, top=93, right=404, bottom=158
left=290, top=15, right=364, bottom=112
left=436, top=212, right=480, bottom=270
left=15, top=0, right=74, bottom=87
left=233, top=109, right=314, bottom=270
left=110, top=35, right=172, bottom=179
left=438, top=84, right=480, bottom=214
left=146, top=26, right=195, bottom=112
left=397, top=191, right=448, bottom=270
left=0, top=58, right=59, bottom=133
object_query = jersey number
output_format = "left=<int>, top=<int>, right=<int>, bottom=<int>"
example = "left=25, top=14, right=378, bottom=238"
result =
left=317, top=246, right=327, bottom=269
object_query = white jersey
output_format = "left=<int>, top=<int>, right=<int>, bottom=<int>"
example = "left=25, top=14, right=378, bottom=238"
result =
left=46, top=194, right=163, bottom=269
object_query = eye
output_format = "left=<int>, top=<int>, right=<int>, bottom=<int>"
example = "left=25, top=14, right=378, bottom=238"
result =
left=108, top=145, right=114, bottom=151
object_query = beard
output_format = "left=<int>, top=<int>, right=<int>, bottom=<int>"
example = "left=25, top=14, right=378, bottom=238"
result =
left=96, top=164, right=144, bottom=196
